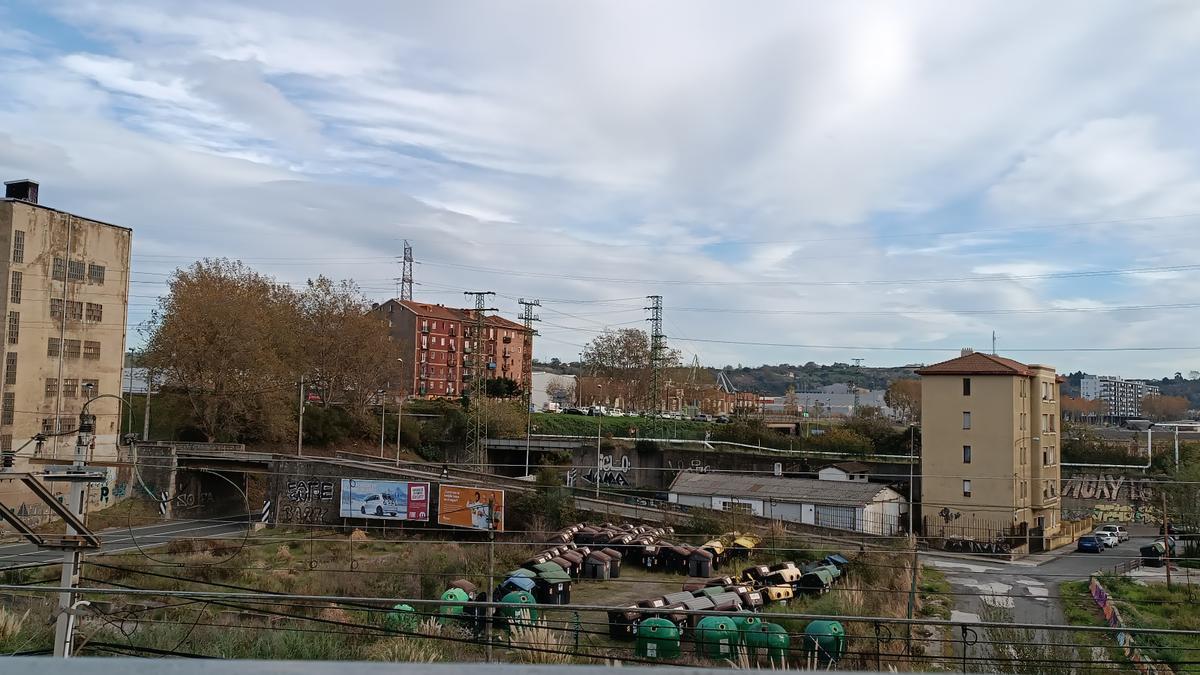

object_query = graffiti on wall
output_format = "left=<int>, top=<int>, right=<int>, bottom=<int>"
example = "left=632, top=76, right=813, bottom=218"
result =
left=1062, top=474, right=1154, bottom=501
left=580, top=453, right=631, bottom=486
left=280, top=478, right=336, bottom=524
left=1064, top=504, right=1161, bottom=524
left=287, top=480, right=335, bottom=503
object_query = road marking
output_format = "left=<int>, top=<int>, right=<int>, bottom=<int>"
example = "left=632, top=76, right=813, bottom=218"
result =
left=951, top=610, right=981, bottom=623
left=927, top=559, right=1002, bottom=573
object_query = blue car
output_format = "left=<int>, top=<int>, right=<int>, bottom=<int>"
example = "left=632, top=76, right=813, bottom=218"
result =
left=1077, top=535, right=1104, bottom=553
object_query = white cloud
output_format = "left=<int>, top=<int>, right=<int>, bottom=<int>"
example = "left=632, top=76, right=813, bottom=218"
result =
left=1, top=1, right=1199, bottom=375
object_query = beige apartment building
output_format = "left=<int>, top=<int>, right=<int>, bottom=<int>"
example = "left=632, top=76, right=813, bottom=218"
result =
left=918, top=351, right=1062, bottom=543
left=0, top=180, right=132, bottom=510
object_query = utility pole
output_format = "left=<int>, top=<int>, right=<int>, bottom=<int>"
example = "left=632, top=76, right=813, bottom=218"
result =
left=125, top=352, right=133, bottom=435
left=142, top=369, right=152, bottom=442
left=518, top=299, right=540, bottom=477
left=905, top=422, right=918, bottom=659
left=645, top=295, right=664, bottom=430
left=399, top=240, right=414, bottom=301
left=464, top=291, right=496, bottom=469
left=297, top=378, right=305, bottom=457
left=1163, top=490, right=1172, bottom=589
left=485, top=496, right=496, bottom=662
left=53, top=405, right=97, bottom=656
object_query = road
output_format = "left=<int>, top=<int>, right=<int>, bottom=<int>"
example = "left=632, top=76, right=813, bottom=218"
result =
left=925, top=527, right=1163, bottom=626
left=0, top=518, right=248, bottom=570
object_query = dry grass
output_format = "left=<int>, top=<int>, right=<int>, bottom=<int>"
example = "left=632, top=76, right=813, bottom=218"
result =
left=0, top=607, right=28, bottom=640
left=349, top=529, right=369, bottom=541
left=508, top=621, right=584, bottom=665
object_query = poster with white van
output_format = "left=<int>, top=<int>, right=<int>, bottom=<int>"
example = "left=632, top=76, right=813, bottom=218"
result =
left=339, top=479, right=430, bottom=521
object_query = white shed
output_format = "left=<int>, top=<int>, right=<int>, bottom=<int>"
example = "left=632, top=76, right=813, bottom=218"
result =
left=669, top=471, right=907, bottom=536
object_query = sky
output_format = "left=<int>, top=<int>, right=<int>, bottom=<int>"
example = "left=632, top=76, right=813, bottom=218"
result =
left=2, top=1, right=1200, bottom=378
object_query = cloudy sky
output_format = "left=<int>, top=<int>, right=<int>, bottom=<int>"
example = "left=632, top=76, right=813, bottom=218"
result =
left=3, top=1, right=1200, bottom=377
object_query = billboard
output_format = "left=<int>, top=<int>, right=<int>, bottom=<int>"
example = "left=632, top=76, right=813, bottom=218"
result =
left=339, top=479, right=430, bottom=521
left=437, top=485, right=505, bottom=532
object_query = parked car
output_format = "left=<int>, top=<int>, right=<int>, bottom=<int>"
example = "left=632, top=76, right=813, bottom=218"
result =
left=1095, top=524, right=1129, bottom=542
left=609, top=408, right=625, bottom=418
left=1093, top=530, right=1119, bottom=548
left=565, top=407, right=586, bottom=416
left=1076, top=535, right=1104, bottom=553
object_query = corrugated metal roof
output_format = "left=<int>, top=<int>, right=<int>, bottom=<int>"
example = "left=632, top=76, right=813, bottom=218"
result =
left=669, top=472, right=901, bottom=506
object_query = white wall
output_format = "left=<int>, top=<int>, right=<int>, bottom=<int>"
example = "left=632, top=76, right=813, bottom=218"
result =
left=712, top=496, right=764, bottom=516
left=532, top=372, right=576, bottom=409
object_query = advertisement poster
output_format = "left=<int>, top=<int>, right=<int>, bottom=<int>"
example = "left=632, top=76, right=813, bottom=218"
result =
left=437, top=485, right=505, bottom=532
left=339, top=479, right=430, bottom=521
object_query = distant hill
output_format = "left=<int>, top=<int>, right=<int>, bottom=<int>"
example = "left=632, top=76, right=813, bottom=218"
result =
left=715, top=362, right=918, bottom=396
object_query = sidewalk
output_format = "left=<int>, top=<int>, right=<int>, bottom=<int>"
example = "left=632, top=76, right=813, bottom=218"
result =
left=920, top=539, right=1078, bottom=568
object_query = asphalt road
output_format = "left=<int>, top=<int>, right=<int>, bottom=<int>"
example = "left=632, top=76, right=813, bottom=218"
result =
left=925, top=526, right=1164, bottom=626
left=0, top=518, right=248, bottom=570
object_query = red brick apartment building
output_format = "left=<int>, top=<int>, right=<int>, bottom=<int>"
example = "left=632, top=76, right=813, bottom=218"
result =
left=374, top=299, right=532, bottom=398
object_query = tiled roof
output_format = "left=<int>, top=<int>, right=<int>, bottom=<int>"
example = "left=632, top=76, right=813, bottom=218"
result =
left=915, top=352, right=1033, bottom=377
left=822, top=461, right=872, bottom=474
left=669, top=472, right=901, bottom=506
left=392, top=299, right=527, bottom=331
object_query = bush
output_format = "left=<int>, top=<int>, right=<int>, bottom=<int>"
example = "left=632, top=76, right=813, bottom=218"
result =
left=805, top=427, right=874, bottom=456
left=303, top=405, right=363, bottom=446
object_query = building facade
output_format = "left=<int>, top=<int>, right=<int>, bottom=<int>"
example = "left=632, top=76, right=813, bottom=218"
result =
left=1080, top=374, right=1159, bottom=419
left=918, top=351, right=1062, bottom=541
left=374, top=299, right=532, bottom=399
left=0, top=180, right=132, bottom=503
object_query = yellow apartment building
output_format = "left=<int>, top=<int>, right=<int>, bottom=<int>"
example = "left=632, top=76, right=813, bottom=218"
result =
left=0, top=180, right=132, bottom=515
left=918, top=350, right=1062, bottom=543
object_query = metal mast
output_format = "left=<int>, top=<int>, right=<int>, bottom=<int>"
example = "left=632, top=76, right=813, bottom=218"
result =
left=517, top=299, right=541, bottom=409
left=464, top=291, right=496, bottom=468
left=400, top=240, right=414, bottom=301
left=645, top=295, right=664, bottom=416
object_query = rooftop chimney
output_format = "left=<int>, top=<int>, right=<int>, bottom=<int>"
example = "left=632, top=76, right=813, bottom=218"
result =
left=960, top=347, right=974, bottom=356
left=4, top=179, right=39, bottom=204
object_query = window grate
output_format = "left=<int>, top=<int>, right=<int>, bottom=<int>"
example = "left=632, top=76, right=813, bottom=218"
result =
left=83, top=340, right=100, bottom=360
left=9, top=271, right=21, bottom=304
left=88, top=264, right=105, bottom=284
left=3, top=352, right=14, bottom=386
left=6, top=312, right=17, bottom=345
left=11, top=230, right=23, bottom=263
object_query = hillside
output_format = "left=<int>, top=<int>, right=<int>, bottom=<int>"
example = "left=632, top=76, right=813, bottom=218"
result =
left=717, top=362, right=918, bottom=396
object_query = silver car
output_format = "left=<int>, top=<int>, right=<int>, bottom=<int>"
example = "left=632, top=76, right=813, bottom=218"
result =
left=1095, top=524, right=1129, bottom=542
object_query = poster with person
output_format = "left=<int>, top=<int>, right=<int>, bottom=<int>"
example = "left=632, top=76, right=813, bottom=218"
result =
left=437, top=485, right=504, bottom=531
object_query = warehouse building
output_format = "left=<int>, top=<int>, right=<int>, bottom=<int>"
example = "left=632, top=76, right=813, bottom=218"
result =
left=667, top=471, right=907, bottom=535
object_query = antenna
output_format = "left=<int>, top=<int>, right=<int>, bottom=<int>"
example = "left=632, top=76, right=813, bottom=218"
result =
left=992, top=330, right=997, bottom=355
left=463, top=291, right=497, bottom=469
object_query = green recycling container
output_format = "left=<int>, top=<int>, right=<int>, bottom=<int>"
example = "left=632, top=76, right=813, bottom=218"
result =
left=499, top=590, right=539, bottom=628
left=438, top=587, right=470, bottom=627
left=383, top=603, right=418, bottom=632
left=635, top=617, right=681, bottom=659
left=732, top=614, right=761, bottom=643
left=694, top=616, right=738, bottom=659
left=746, top=622, right=790, bottom=665
left=803, top=620, right=846, bottom=665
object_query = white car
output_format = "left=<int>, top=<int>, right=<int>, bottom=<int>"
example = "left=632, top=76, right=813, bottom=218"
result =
left=1095, top=524, right=1129, bottom=542
left=1092, top=530, right=1119, bottom=548
left=360, top=494, right=400, bottom=517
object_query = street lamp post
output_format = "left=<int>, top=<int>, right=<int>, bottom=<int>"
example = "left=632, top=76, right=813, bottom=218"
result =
left=595, top=383, right=602, bottom=499
left=377, top=388, right=387, bottom=457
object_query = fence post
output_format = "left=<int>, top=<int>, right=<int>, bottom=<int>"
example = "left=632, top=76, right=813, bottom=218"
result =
left=959, top=624, right=978, bottom=673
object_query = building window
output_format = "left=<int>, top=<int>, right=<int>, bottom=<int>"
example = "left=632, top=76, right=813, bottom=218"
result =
left=1020, top=413, right=1026, bottom=431
left=82, top=378, right=99, bottom=395
left=52, top=258, right=65, bottom=281
left=1020, top=481, right=1027, bottom=499
left=721, top=501, right=753, bottom=514
left=9, top=271, right=20, bottom=304
left=1, top=392, right=13, bottom=425
left=67, top=260, right=85, bottom=281
left=11, top=230, right=23, bottom=263
left=1020, top=380, right=1027, bottom=398
left=88, top=264, right=105, bottom=284
left=86, top=303, right=103, bottom=322
left=0, top=435, right=10, bottom=454
left=41, top=417, right=56, bottom=434
left=3, top=352, right=14, bottom=386
left=62, top=378, right=78, bottom=398
left=962, top=480, right=972, bottom=497
left=962, top=411, right=971, bottom=429
left=64, top=339, right=81, bottom=359
left=83, top=341, right=100, bottom=360
left=48, top=338, right=60, bottom=357
left=45, top=378, right=57, bottom=398
left=67, top=301, right=83, bottom=322
left=50, top=298, right=64, bottom=318
left=6, top=312, right=16, bottom=345
left=962, top=378, right=971, bottom=396
left=962, top=445, right=972, bottom=463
